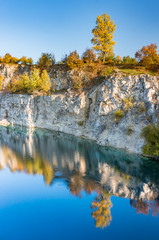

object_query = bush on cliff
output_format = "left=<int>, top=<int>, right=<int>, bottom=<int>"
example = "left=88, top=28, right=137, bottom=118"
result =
left=141, top=123, right=159, bottom=158
left=9, top=69, right=51, bottom=94
left=115, top=109, right=124, bottom=123
left=0, top=74, right=4, bottom=91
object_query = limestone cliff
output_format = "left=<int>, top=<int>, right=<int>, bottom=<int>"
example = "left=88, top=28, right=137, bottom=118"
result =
left=0, top=64, right=158, bottom=154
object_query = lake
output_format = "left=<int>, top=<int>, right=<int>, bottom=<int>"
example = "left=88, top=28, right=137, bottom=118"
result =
left=0, top=126, right=158, bottom=240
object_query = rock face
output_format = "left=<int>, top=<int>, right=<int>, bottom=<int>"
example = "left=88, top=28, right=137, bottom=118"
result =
left=0, top=63, right=71, bottom=91
left=0, top=65, right=158, bottom=154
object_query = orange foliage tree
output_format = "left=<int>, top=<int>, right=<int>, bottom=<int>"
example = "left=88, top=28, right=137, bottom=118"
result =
left=66, top=50, right=82, bottom=69
left=82, top=48, right=97, bottom=63
left=135, top=43, right=159, bottom=66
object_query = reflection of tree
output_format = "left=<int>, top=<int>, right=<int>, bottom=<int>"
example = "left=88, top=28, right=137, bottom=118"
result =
left=130, top=199, right=159, bottom=216
left=1, top=146, right=54, bottom=185
left=84, top=178, right=101, bottom=195
left=150, top=199, right=159, bottom=217
left=91, top=192, right=112, bottom=229
left=130, top=199, right=149, bottom=215
left=68, top=173, right=84, bottom=197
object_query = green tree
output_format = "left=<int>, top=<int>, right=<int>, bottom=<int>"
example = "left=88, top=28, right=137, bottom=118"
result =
left=122, top=56, right=137, bottom=65
left=91, top=13, right=116, bottom=62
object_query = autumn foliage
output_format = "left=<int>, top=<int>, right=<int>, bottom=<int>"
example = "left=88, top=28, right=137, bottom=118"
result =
left=91, top=13, right=116, bottom=62
left=0, top=53, right=33, bottom=65
left=0, top=74, right=4, bottom=91
left=66, top=50, right=82, bottom=69
left=135, top=43, right=159, bottom=66
left=37, top=53, right=55, bottom=71
left=82, top=48, right=97, bottom=63
left=7, top=69, right=51, bottom=94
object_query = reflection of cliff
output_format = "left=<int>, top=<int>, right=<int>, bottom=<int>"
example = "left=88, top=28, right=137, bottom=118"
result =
left=0, top=126, right=159, bottom=199
left=0, top=126, right=159, bottom=227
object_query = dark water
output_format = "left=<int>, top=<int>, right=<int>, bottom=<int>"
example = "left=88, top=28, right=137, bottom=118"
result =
left=0, top=126, right=159, bottom=240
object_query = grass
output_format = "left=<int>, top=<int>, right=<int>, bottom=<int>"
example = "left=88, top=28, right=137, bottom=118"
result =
left=119, top=68, right=158, bottom=76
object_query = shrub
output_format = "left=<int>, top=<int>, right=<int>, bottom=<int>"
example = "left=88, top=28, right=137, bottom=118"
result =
left=127, top=126, right=134, bottom=135
left=123, top=96, right=133, bottom=112
left=10, top=69, right=51, bottom=94
left=141, top=123, right=159, bottom=158
left=138, top=102, right=146, bottom=114
left=115, top=109, right=124, bottom=123
left=0, top=74, right=4, bottom=91
left=78, top=121, right=84, bottom=126
left=72, top=75, right=83, bottom=91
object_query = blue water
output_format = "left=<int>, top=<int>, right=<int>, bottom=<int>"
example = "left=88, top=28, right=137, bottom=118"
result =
left=0, top=126, right=158, bottom=240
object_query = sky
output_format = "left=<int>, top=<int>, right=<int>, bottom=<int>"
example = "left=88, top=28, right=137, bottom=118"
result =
left=0, top=0, right=158, bottom=63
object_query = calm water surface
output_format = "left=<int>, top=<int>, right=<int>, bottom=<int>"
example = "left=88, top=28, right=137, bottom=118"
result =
left=0, top=126, right=159, bottom=240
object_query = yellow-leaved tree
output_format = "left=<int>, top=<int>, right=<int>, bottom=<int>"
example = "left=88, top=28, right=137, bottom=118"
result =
left=91, top=13, right=116, bottom=63
left=91, top=192, right=112, bottom=229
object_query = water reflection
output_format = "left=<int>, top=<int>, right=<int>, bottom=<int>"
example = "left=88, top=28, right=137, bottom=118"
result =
left=0, top=125, right=159, bottom=229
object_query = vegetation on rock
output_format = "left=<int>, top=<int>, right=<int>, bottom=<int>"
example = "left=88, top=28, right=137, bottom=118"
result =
left=7, top=69, right=51, bottom=94
left=141, top=124, right=159, bottom=158
left=0, top=74, right=4, bottom=91
left=115, top=109, right=124, bottom=123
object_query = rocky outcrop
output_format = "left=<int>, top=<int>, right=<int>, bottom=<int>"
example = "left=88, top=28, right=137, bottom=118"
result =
left=0, top=67, right=158, bottom=154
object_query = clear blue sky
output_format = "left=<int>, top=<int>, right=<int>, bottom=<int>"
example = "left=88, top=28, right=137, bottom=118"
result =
left=0, top=0, right=158, bottom=63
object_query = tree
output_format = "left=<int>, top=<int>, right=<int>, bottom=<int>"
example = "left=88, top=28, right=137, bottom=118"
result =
left=135, top=43, right=159, bottom=66
left=20, top=56, right=28, bottom=64
left=66, top=50, right=82, bottom=69
left=91, top=13, right=116, bottom=62
left=3, top=53, right=12, bottom=63
left=82, top=48, right=96, bottom=63
left=122, top=56, right=137, bottom=65
left=61, top=54, right=68, bottom=64
left=37, top=53, right=55, bottom=70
